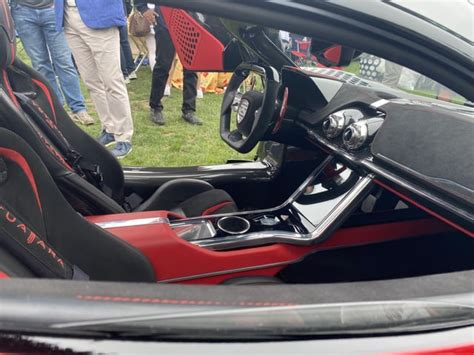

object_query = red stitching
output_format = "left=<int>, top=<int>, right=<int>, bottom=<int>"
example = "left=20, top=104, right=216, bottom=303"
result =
left=0, top=147, right=42, bottom=212
left=77, top=295, right=296, bottom=307
left=0, top=1, right=16, bottom=66
left=2, top=70, right=19, bottom=107
left=32, top=79, right=57, bottom=121
left=202, top=201, right=233, bottom=216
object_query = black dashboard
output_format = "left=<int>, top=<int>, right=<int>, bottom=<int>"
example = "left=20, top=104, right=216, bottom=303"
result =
left=276, top=67, right=474, bottom=233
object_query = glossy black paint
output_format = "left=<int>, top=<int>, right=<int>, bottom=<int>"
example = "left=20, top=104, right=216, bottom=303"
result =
left=124, top=161, right=273, bottom=186
left=125, top=141, right=283, bottom=184
left=0, top=273, right=473, bottom=341
left=303, top=116, right=474, bottom=233
left=123, top=141, right=286, bottom=207
left=220, top=19, right=295, bottom=70
left=1, top=1, right=473, bottom=350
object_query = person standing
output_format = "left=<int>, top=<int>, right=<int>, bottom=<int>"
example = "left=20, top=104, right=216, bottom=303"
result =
left=120, top=0, right=137, bottom=83
left=10, top=0, right=94, bottom=125
left=135, top=0, right=202, bottom=125
left=382, top=61, right=403, bottom=87
left=54, top=0, right=134, bottom=159
left=143, top=2, right=157, bottom=70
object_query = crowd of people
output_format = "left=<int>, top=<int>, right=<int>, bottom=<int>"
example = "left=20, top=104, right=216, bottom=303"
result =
left=10, top=0, right=203, bottom=159
left=12, top=0, right=449, bottom=162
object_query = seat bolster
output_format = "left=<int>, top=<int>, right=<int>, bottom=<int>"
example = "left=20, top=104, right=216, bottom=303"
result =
left=0, top=247, right=35, bottom=278
left=135, top=178, right=215, bottom=212
left=57, top=173, right=125, bottom=215
left=179, top=189, right=238, bottom=217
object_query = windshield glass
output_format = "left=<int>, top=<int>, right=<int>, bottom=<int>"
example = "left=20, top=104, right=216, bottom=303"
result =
left=276, top=31, right=470, bottom=106
left=391, top=0, right=473, bottom=43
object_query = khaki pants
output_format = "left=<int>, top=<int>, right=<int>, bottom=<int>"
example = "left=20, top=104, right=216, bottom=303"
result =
left=63, top=6, right=133, bottom=142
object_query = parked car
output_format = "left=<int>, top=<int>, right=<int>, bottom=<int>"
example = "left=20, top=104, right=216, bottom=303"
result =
left=0, top=0, right=472, bottom=353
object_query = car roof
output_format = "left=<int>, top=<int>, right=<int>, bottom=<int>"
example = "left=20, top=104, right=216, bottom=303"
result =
left=327, top=0, right=473, bottom=59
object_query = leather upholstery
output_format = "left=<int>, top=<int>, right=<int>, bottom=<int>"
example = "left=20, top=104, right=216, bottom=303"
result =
left=0, top=128, right=155, bottom=281
left=136, top=179, right=237, bottom=217
left=0, top=0, right=15, bottom=69
left=0, top=2, right=237, bottom=217
left=136, top=179, right=215, bottom=212
left=0, top=51, right=235, bottom=217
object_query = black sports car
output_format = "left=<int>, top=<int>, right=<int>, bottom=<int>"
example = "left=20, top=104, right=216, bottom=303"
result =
left=0, top=0, right=472, bottom=353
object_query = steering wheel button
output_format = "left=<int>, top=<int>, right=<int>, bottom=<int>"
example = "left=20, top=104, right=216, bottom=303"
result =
left=237, top=99, right=250, bottom=124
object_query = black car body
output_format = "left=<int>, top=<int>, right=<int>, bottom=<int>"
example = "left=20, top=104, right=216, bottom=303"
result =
left=0, top=0, right=472, bottom=353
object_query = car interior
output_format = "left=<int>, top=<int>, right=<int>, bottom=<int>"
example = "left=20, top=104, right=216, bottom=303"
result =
left=0, top=1, right=472, bottom=289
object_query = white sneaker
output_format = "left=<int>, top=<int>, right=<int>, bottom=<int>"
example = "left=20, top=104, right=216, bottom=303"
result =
left=128, top=71, right=137, bottom=80
left=164, top=85, right=171, bottom=96
left=124, top=76, right=131, bottom=84
left=71, top=111, right=95, bottom=126
left=197, top=88, right=204, bottom=99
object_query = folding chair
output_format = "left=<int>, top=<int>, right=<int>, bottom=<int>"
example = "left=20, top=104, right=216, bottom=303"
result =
left=128, top=34, right=149, bottom=72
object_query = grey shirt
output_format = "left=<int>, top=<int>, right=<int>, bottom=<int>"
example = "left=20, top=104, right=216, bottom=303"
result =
left=12, top=0, right=53, bottom=9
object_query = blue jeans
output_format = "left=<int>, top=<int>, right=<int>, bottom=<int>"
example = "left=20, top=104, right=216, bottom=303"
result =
left=12, top=4, right=87, bottom=113
left=119, top=25, right=135, bottom=76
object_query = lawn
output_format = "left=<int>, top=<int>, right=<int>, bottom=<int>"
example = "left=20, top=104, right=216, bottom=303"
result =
left=91, top=61, right=360, bottom=167
left=81, top=61, right=359, bottom=167
left=17, top=43, right=254, bottom=168
left=79, top=69, right=255, bottom=167
left=15, top=44, right=379, bottom=169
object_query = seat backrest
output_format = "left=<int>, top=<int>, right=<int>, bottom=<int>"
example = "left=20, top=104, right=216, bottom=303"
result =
left=0, top=0, right=14, bottom=69
left=0, top=0, right=17, bottom=107
left=0, top=128, right=155, bottom=281
left=0, top=0, right=126, bottom=215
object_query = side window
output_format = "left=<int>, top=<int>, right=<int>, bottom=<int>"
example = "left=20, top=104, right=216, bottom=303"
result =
left=16, top=38, right=256, bottom=168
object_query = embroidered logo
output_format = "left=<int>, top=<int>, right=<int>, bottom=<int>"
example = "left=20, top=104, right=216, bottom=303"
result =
left=0, top=204, right=65, bottom=269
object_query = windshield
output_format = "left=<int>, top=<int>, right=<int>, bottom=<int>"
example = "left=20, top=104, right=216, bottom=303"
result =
left=391, top=0, right=473, bottom=43
left=276, top=31, right=470, bottom=106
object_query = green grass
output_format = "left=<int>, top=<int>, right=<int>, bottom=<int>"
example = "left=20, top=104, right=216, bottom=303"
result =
left=345, top=60, right=360, bottom=75
left=20, top=40, right=462, bottom=168
left=17, top=42, right=254, bottom=167
left=79, top=70, right=255, bottom=167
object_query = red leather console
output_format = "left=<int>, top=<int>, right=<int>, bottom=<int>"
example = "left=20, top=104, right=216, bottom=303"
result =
left=86, top=211, right=451, bottom=284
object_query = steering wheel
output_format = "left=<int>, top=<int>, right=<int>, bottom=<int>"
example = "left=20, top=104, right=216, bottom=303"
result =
left=220, top=63, right=280, bottom=153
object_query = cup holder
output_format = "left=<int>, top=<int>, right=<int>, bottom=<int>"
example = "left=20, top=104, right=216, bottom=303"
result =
left=217, top=216, right=251, bottom=235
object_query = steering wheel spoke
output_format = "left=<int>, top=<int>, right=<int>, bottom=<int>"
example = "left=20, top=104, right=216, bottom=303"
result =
left=228, top=129, right=243, bottom=142
left=221, top=90, right=235, bottom=115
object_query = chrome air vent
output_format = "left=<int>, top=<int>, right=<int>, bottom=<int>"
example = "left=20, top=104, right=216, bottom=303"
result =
left=343, top=117, right=384, bottom=150
left=322, top=109, right=364, bottom=139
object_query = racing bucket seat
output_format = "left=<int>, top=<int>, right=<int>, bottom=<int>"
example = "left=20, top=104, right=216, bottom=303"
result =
left=0, top=128, right=156, bottom=281
left=0, top=0, right=237, bottom=217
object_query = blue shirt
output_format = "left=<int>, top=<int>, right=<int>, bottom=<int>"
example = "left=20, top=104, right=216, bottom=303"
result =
left=55, top=0, right=126, bottom=31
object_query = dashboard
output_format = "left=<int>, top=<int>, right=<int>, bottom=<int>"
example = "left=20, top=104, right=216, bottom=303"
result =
left=276, top=67, right=474, bottom=234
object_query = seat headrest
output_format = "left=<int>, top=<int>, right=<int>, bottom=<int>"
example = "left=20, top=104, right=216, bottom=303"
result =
left=0, top=0, right=16, bottom=69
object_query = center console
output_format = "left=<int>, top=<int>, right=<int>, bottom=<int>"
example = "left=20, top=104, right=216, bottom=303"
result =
left=86, top=156, right=446, bottom=284
left=170, top=156, right=374, bottom=250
